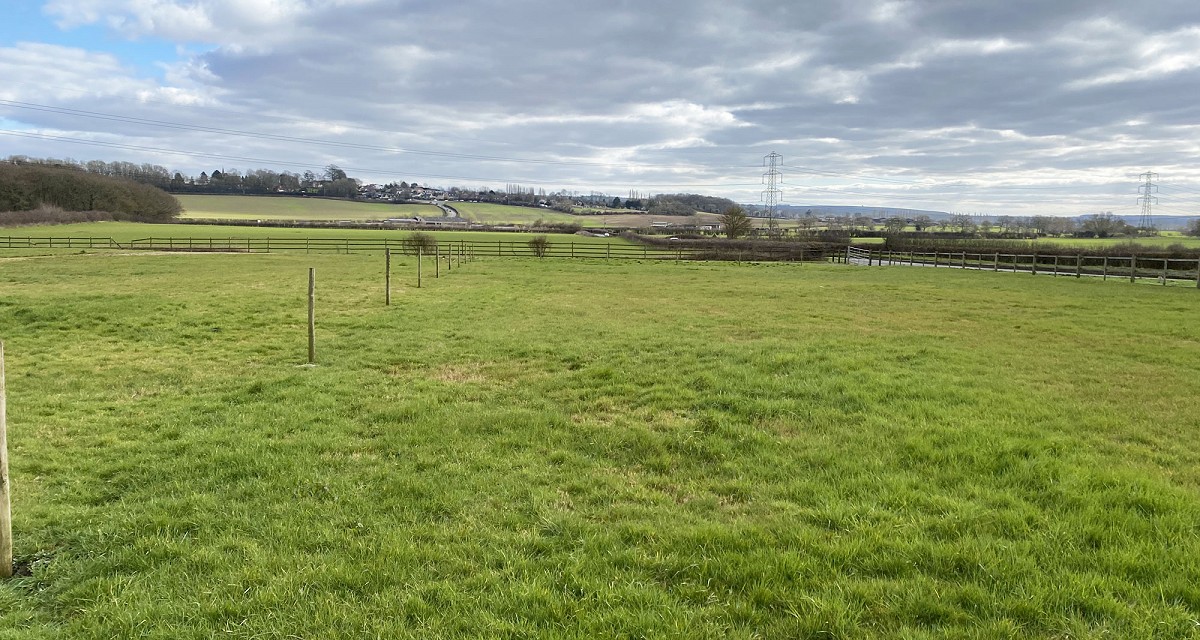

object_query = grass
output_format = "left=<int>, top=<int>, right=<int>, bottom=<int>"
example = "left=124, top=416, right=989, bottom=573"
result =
left=853, top=235, right=1200, bottom=250
left=0, top=222, right=631, bottom=246
left=177, top=195, right=441, bottom=221
left=449, top=202, right=727, bottom=230
left=1, top=251, right=1199, bottom=638
left=449, top=202, right=586, bottom=226
left=1040, top=235, right=1200, bottom=249
left=171, top=194, right=730, bottom=230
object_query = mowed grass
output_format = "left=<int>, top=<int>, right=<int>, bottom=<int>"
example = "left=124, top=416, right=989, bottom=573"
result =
left=1041, top=235, right=1200, bottom=249
left=0, top=222, right=631, bottom=247
left=449, top=202, right=724, bottom=230
left=1, top=254, right=1199, bottom=638
left=449, top=202, right=586, bottom=226
left=177, top=195, right=441, bottom=221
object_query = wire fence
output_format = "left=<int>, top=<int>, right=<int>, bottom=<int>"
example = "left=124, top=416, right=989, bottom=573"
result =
left=842, top=246, right=1200, bottom=287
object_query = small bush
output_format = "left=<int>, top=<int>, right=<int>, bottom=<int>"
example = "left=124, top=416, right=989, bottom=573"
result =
left=528, top=235, right=551, bottom=257
left=402, top=231, right=438, bottom=255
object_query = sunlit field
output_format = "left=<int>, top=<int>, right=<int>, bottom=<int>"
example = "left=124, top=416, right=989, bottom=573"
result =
left=177, top=194, right=441, bottom=221
left=1, top=249, right=1198, bottom=638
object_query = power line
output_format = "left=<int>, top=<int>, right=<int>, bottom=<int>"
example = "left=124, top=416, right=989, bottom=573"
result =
left=1137, top=170, right=1159, bottom=229
left=761, top=152, right=782, bottom=224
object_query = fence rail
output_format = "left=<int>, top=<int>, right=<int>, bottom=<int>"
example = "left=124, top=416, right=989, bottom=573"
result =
left=4, top=236, right=1198, bottom=287
left=0, top=236, right=835, bottom=262
left=843, top=247, right=1200, bottom=287
left=0, top=236, right=122, bottom=249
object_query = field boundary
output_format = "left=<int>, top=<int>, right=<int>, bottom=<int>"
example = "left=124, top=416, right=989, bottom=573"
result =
left=842, top=246, right=1200, bottom=287
left=0, top=236, right=838, bottom=262
left=7, top=236, right=1197, bottom=285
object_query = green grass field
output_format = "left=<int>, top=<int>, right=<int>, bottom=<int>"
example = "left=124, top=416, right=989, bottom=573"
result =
left=177, top=195, right=441, bottom=221
left=852, top=235, right=1200, bottom=250
left=1, top=250, right=1199, bottom=638
left=174, top=196, right=718, bottom=231
left=1043, top=235, right=1200, bottom=249
left=0, top=222, right=630, bottom=247
left=449, top=202, right=586, bottom=226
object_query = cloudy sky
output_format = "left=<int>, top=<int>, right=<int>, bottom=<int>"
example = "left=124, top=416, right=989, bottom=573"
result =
left=3, top=0, right=1200, bottom=217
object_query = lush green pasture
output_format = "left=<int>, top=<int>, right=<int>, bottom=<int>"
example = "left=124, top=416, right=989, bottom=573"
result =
left=0, top=222, right=629, bottom=246
left=448, top=202, right=722, bottom=230
left=1041, top=235, right=1200, bottom=249
left=1, top=254, right=1199, bottom=638
left=177, top=195, right=440, bottom=221
left=449, top=202, right=586, bottom=226
left=853, top=235, right=1200, bottom=250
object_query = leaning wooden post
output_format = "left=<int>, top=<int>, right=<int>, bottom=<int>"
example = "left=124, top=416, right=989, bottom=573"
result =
left=1, top=341, right=11, bottom=579
left=385, top=249, right=392, bottom=305
left=417, top=246, right=423, bottom=288
left=307, top=270, right=316, bottom=364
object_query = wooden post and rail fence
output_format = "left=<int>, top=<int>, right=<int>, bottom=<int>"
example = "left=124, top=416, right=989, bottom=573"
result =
left=2, top=236, right=1199, bottom=287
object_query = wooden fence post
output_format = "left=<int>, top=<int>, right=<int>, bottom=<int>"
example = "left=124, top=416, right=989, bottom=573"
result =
left=385, top=249, right=391, bottom=305
left=933, top=250, right=938, bottom=267
left=1195, top=257, right=1200, bottom=289
left=1, top=341, right=11, bottom=579
left=1053, top=255, right=1059, bottom=277
left=1075, top=254, right=1082, bottom=278
left=1032, top=254, right=1038, bottom=276
left=994, top=252, right=999, bottom=272
left=307, top=269, right=316, bottom=365
left=1130, top=255, right=1136, bottom=284
left=1103, top=256, right=1108, bottom=281
left=417, top=246, right=423, bottom=289
left=435, top=247, right=440, bottom=278
left=1162, top=259, right=1169, bottom=285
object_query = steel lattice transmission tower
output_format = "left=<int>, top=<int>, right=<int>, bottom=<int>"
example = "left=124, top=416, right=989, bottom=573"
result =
left=1137, top=170, right=1159, bottom=230
left=761, top=152, right=783, bottom=228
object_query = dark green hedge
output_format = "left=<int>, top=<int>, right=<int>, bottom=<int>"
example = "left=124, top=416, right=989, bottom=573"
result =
left=0, top=163, right=181, bottom=222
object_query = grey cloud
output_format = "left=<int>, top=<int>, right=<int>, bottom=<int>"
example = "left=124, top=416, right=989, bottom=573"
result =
left=6, top=0, right=1200, bottom=214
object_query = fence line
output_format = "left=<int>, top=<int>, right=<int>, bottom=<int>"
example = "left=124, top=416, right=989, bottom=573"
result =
left=846, top=247, right=1200, bottom=287
left=0, top=236, right=836, bottom=262
left=4, top=236, right=1198, bottom=286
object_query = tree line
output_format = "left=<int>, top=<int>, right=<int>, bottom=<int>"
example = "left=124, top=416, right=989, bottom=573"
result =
left=0, top=162, right=181, bottom=222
